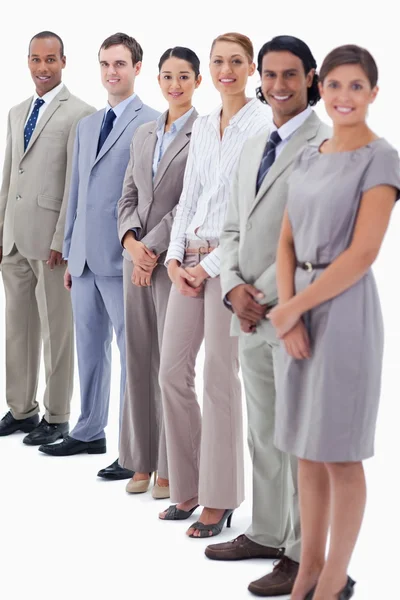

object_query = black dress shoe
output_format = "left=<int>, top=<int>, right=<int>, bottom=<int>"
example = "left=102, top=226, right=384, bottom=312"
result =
left=0, top=411, right=39, bottom=436
left=23, top=417, right=69, bottom=446
left=39, top=435, right=106, bottom=456
left=97, top=458, right=134, bottom=480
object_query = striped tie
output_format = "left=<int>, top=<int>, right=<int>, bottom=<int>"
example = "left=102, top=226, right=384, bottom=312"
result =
left=256, top=130, right=281, bottom=193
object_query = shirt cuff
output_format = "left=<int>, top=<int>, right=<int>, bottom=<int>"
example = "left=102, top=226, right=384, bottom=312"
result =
left=200, top=250, right=220, bottom=278
left=165, top=243, right=185, bottom=266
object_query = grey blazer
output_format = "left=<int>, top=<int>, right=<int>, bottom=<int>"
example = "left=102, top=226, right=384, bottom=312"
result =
left=118, top=108, right=198, bottom=261
left=220, top=111, right=331, bottom=337
left=63, top=96, right=160, bottom=277
left=0, top=86, right=95, bottom=260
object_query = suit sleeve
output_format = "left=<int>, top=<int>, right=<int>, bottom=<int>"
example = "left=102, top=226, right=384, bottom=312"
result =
left=62, top=120, right=81, bottom=259
left=0, top=111, right=12, bottom=248
left=117, top=133, right=142, bottom=245
left=219, top=156, right=246, bottom=300
left=140, top=204, right=177, bottom=256
left=252, top=264, right=278, bottom=305
left=51, top=105, right=96, bottom=253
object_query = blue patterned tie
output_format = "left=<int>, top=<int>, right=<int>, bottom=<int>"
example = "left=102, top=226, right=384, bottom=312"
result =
left=24, top=98, right=45, bottom=151
left=256, top=130, right=282, bottom=193
left=97, top=109, right=116, bottom=155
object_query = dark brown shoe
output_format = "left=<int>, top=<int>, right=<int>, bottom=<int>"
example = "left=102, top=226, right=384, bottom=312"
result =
left=205, top=534, right=284, bottom=561
left=248, top=556, right=299, bottom=596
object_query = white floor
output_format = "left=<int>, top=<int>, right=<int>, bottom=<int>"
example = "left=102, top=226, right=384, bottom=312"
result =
left=0, top=363, right=397, bottom=600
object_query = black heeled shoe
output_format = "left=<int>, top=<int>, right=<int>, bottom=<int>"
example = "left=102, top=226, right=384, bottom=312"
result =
left=304, top=576, right=355, bottom=600
left=160, top=503, right=199, bottom=520
left=338, top=576, right=356, bottom=599
left=188, top=508, right=234, bottom=539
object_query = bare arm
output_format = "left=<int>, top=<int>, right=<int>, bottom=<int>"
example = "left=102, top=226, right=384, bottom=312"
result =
left=276, top=209, right=296, bottom=304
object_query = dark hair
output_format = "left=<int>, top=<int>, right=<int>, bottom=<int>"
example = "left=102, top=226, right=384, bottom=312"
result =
left=319, top=44, right=378, bottom=87
left=29, top=31, right=64, bottom=57
left=256, top=35, right=320, bottom=106
left=210, top=32, right=254, bottom=62
left=99, top=32, right=143, bottom=66
left=158, top=47, right=200, bottom=78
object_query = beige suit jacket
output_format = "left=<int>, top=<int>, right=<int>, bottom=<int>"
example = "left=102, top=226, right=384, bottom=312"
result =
left=220, top=111, right=332, bottom=337
left=0, top=85, right=96, bottom=260
left=118, top=109, right=198, bottom=261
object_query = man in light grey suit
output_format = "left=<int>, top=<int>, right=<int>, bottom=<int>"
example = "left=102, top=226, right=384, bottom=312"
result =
left=0, top=31, right=95, bottom=445
left=39, top=33, right=160, bottom=479
left=206, top=37, right=331, bottom=597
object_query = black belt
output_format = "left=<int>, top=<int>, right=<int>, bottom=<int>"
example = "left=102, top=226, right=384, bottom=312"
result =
left=297, top=260, right=330, bottom=273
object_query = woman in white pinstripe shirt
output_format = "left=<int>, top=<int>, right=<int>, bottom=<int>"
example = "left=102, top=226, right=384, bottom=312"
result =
left=158, top=32, right=271, bottom=538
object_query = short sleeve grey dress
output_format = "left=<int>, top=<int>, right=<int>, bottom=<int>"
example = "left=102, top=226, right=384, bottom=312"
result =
left=274, top=138, right=400, bottom=462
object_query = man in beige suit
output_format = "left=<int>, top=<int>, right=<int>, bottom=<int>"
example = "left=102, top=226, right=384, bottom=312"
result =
left=0, top=31, right=95, bottom=445
left=206, top=36, right=331, bottom=597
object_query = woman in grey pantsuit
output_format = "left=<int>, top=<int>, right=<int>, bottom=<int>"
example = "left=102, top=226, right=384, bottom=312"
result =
left=268, top=46, right=400, bottom=600
left=118, top=47, right=201, bottom=497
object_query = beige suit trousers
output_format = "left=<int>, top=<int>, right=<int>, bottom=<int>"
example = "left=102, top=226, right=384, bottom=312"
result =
left=239, top=323, right=301, bottom=562
left=1, top=246, right=74, bottom=423
left=160, top=250, right=244, bottom=509
left=119, top=259, right=170, bottom=479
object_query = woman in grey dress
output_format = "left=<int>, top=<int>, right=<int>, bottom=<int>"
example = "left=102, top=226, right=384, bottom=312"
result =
left=268, top=45, right=400, bottom=600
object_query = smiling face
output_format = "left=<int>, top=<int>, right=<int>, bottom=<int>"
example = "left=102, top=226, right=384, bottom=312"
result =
left=319, top=63, right=378, bottom=126
left=209, top=41, right=255, bottom=97
left=158, top=56, right=200, bottom=109
left=28, top=37, right=66, bottom=96
left=99, top=44, right=141, bottom=105
left=261, top=50, right=314, bottom=126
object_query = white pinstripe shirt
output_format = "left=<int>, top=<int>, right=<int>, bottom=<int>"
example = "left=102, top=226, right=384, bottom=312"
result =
left=166, top=98, right=271, bottom=277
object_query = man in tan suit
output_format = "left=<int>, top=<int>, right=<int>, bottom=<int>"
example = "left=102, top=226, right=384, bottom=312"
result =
left=206, top=36, right=331, bottom=597
left=0, top=31, right=95, bottom=445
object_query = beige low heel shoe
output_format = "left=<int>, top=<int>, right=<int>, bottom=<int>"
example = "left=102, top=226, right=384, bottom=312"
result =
left=152, top=481, right=170, bottom=500
left=125, top=473, right=153, bottom=494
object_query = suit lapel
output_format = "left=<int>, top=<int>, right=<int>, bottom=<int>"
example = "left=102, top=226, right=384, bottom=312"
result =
left=93, top=96, right=143, bottom=167
left=89, top=110, right=106, bottom=168
left=141, top=125, right=158, bottom=197
left=23, top=86, right=70, bottom=158
left=247, top=112, right=322, bottom=218
left=153, top=109, right=198, bottom=192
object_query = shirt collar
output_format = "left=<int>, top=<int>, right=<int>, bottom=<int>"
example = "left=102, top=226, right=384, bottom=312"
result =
left=33, top=81, right=64, bottom=105
left=156, top=106, right=195, bottom=136
left=105, top=93, right=136, bottom=120
left=272, top=105, right=313, bottom=142
left=209, top=98, right=262, bottom=132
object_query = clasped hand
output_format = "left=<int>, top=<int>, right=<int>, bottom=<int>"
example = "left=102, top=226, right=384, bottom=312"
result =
left=267, top=303, right=311, bottom=360
left=168, top=261, right=208, bottom=297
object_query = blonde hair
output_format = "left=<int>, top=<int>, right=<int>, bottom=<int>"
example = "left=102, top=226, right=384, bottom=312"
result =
left=210, top=32, right=254, bottom=62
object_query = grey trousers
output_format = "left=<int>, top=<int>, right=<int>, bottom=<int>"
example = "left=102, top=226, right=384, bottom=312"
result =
left=159, top=250, right=244, bottom=509
left=239, top=323, right=301, bottom=562
left=1, top=246, right=74, bottom=423
left=119, top=259, right=170, bottom=479
left=70, top=266, right=126, bottom=442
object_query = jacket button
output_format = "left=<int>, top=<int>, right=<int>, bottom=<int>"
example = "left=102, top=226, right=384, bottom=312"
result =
left=16, top=195, right=21, bottom=200
left=246, top=222, right=252, bottom=230
left=19, top=168, right=24, bottom=174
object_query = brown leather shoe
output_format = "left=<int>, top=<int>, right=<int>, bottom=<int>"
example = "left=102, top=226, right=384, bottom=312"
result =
left=248, top=556, right=299, bottom=596
left=205, top=534, right=284, bottom=561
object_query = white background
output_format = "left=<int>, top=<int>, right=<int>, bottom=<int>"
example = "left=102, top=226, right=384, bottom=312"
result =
left=0, top=1, right=399, bottom=599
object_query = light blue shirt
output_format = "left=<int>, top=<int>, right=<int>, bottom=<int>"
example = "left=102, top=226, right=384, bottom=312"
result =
left=103, top=93, right=136, bottom=127
left=152, top=107, right=194, bottom=178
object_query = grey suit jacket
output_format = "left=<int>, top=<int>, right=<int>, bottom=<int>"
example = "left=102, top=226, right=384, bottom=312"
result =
left=220, top=111, right=331, bottom=337
left=0, top=86, right=96, bottom=260
left=63, top=96, right=160, bottom=277
left=118, top=108, right=198, bottom=262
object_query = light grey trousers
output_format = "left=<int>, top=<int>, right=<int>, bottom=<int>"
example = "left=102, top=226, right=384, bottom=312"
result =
left=239, top=323, right=301, bottom=562
left=119, top=259, right=170, bottom=479
left=159, top=248, right=244, bottom=509
left=1, top=246, right=74, bottom=423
